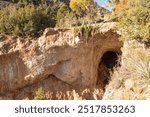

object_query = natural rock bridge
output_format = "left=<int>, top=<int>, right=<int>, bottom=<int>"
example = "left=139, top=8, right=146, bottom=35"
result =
left=0, top=22, right=122, bottom=98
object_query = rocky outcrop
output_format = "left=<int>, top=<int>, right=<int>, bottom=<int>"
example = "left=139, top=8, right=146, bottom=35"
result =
left=103, top=40, right=150, bottom=100
left=0, top=22, right=122, bottom=99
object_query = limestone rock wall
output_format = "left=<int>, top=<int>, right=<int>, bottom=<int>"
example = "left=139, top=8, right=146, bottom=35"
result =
left=0, top=23, right=122, bottom=95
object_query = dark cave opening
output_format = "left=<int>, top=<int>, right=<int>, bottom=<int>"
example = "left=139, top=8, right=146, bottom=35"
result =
left=101, top=51, right=119, bottom=69
left=97, top=51, right=120, bottom=89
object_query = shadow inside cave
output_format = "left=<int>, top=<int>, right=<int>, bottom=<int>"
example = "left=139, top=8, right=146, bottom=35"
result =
left=97, top=51, right=120, bottom=89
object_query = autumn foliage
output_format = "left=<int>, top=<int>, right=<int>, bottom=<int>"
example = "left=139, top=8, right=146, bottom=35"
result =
left=114, top=0, right=128, bottom=13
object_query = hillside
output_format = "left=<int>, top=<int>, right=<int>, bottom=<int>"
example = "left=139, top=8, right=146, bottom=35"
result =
left=103, top=40, right=150, bottom=100
left=0, top=22, right=122, bottom=99
left=0, top=0, right=150, bottom=100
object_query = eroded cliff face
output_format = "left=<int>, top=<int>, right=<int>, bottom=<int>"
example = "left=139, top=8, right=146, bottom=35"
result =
left=0, top=22, right=122, bottom=99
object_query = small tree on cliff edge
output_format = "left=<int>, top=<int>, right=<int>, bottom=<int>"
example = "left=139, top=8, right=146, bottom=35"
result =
left=114, top=0, right=150, bottom=41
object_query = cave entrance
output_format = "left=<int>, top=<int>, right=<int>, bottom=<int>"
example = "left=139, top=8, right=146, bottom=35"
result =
left=97, top=51, right=119, bottom=89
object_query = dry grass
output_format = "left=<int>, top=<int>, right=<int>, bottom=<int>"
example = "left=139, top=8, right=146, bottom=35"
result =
left=44, top=87, right=104, bottom=100
left=103, top=40, right=150, bottom=100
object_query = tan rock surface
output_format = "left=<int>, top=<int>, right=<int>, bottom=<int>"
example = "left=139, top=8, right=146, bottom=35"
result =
left=0, top=23, right=122, bottom=99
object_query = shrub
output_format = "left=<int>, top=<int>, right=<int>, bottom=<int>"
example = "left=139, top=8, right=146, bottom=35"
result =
left=74, top=25, right=100, bottom=39
left=56, top=0, right=102, bottom=27
left=103, top=41, right=150, bottom=100
left=56, top=5, right=71, bottom=27
left=74, top=25, right=94, bottom=38
left=114, top=0, right=150, bottom=41
left=34, top=87, right=47, bottom=100
left=0, top=4, right=55, bottom=37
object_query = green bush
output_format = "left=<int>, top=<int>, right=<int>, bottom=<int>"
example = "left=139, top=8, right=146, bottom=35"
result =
left=34, top=87, right=47, bottom=100
left=56, top=5, right=80, bottom=27
left=56, top=5, right=70, bottom=27
left=0, top=4, right=55, bottom=37
left=74, top=25, right=100, bottom=38
left=114, top=0, right=150, bottom=41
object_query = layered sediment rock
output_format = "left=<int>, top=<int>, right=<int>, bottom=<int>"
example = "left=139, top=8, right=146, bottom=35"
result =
left=0, top=22, right=122, bottom=99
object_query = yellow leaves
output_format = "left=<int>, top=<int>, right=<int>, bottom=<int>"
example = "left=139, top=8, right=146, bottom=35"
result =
left=70, top=0, right=93, bottom=11
left=114, top=0, right=128, bottom=13
left=70, top=0, right=78, bottom=11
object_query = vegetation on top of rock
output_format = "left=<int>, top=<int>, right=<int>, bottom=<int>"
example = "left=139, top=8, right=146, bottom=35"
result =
left=0, top=3, right=55, bottom=37
left=69, top=0, right=101, bottom=26
left=74, top=25, right=100, bottom=41
left=56, top=4, right=74, bottom=27
left=0, top=0, right=107, bottom=37
left=114, top=0, right=150, bottom=41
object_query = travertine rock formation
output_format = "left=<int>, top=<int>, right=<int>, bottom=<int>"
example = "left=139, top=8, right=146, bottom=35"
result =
left=0, top=22, right=122, bottom=99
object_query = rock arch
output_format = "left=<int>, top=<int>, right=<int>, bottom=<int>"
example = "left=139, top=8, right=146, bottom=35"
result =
left=0, top=23, right=123, bottom=95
